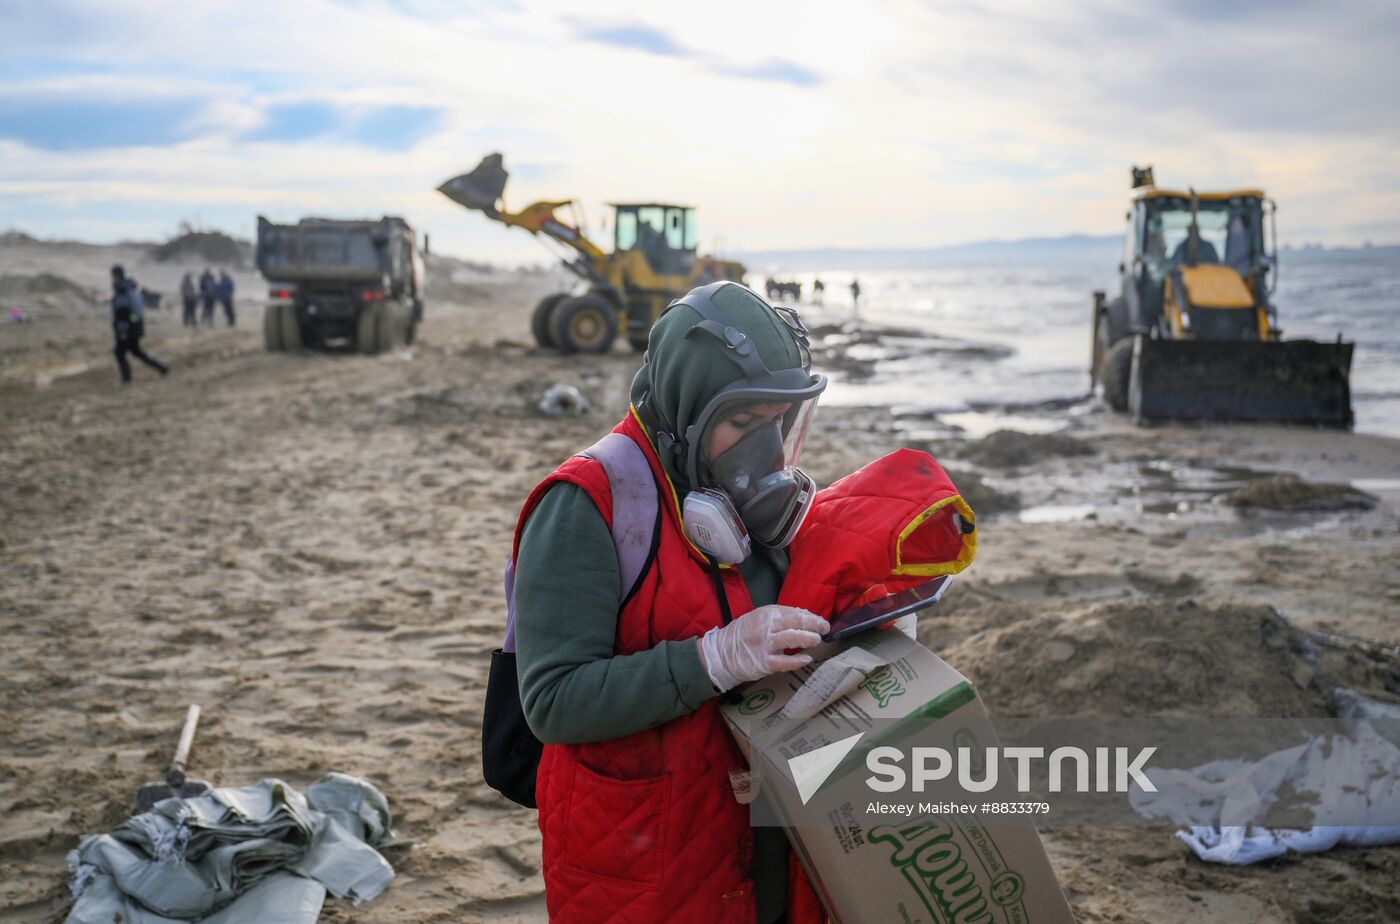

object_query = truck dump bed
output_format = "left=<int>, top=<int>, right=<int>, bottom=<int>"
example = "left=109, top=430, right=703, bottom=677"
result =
left=256, top=216, right=410, bottom=284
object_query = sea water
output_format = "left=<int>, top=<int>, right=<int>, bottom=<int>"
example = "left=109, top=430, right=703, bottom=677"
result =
left=759, top=248, right=1400, bottom=439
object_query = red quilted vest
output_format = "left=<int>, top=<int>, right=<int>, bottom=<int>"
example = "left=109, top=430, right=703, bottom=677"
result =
left=511, top=410, right=825, bottom=924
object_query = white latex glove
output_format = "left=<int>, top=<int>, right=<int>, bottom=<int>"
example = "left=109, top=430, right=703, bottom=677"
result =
left=698, top=604, right=831, bottom=694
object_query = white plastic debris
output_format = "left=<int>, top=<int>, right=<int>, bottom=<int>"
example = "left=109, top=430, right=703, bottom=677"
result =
left=1130, top=722, right=1400, bottom=864
left=539, top=384, right=590, bottom=416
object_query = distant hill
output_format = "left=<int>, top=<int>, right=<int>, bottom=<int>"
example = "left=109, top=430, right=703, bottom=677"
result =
left=729, top=234, right=1122, bottom=270
left=727, top=234, right=1400, bottom=270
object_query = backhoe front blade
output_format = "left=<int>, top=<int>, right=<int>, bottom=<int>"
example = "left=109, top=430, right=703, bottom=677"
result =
left=1129, top=337, right=1354, bottom=428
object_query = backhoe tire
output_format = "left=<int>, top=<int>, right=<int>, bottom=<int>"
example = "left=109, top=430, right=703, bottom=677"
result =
left=357, top=303, right=383, bottom=355
left=531, top=293, right=568, bottom=349
left=263, top=304, right=284, bottom=352
left=1101, top=337, right=1135, bottom=412
left=551, top=294, right=618, bottom=354
left=279, top=304, right=303, bottom=351
left=627, top=332, right=650, bottom=353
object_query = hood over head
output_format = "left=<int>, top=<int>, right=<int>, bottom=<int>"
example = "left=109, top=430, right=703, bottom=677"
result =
left=629, top=281, right=819, bottom=493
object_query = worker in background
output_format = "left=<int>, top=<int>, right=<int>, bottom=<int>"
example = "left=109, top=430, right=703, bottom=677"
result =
left=199, top=269, right=217, bottom=326
left=511, top=281, right=830, bottom=922
left=180, top=272, right=198, bottom=328
left=110, top=265, right=168, bottom=384
left=216, top=270, right=236, bottom=327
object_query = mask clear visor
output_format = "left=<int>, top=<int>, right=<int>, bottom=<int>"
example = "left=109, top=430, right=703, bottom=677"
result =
left=699, top=393, right=819, bottom=496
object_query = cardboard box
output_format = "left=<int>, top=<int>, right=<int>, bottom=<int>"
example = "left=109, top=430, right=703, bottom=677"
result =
left=722, top=629, right=1076, bottom=924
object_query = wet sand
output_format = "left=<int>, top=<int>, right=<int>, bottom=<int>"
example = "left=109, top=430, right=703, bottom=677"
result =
left=2, top=238, right=1399, bottom=922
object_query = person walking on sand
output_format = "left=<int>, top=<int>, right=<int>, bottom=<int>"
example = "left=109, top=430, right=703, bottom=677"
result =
left=216, top=270, right=236, bottom=327
left=110, top=265, right=168, bottom=384
left=180, top=271, right=198, bottom=327
left=199, top=268, right=216, bottom=326
left=509, top=281, right=831, bottom=923
left=850, top=276, right=861, bottom=318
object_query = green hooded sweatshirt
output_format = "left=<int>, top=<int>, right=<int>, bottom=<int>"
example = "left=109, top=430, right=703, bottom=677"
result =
left=513, top=284, right=808, bottom=921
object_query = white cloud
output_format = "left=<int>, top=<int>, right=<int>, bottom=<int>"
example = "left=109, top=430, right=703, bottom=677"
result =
left=1, top=0, right=1397, bottom=261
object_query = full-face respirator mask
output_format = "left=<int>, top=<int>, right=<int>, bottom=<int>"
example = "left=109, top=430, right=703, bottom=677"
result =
left=644, top=282, right=826, bottom=565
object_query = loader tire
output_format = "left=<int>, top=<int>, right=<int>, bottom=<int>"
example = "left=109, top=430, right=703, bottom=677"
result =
left=625, top=299, right=653, bottom=352
left=1101, top=338, right=1135, bottom=412
left=531, top=293, right=568, bottom=349
left=357, top=303, right=383, bottom=355
left=279, top=304, right=303, bottom=351
left=551, top=294, right=618, bottom=354
left=263, top=304, right=284, bottom=352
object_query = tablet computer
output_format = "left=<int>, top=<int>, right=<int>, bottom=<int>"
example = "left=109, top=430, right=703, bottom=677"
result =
left=821, top=576, right=954, bottom=642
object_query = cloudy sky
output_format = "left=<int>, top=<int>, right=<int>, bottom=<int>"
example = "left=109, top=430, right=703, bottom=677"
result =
left=2, top=0, right=1398, bottom=262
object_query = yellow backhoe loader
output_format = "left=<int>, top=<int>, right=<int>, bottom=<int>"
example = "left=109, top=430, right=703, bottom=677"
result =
left=1091, top=166, right=1353, bottom=427
left=437, top=154, right=745, bottom=353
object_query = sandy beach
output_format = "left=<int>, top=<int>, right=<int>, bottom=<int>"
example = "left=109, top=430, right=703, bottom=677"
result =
left=2, top=236, right=1399, bottom=923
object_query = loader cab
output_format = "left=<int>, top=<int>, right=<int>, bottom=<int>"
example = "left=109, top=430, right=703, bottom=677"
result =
left=612, top=203, right=697, bottom=276
left=1122, top=189, right=1270, bottom=334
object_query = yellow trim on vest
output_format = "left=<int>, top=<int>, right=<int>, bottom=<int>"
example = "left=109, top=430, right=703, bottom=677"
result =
left=629, top=405, right=728, bottom=567
left=892, top=494, right=978, bottom=577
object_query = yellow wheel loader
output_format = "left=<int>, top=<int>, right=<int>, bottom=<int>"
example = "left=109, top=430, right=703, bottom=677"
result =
left=1091, top=166, right=1353, bottom=427
left=438, top=154, right=746, bottom=354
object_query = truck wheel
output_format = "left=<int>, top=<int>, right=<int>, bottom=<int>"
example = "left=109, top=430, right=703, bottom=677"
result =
left=263, top=304, right=284, bottom=352
left=627, top=332, right=650, bottom=352
left=379, top=301, right=405, bottom=351
left=279, top=304, right=303, bottom=351
left=357, top=303, right=382, bottom=355
left=551, top=294, right=618, bottom=354
left=1101, top=337, right=1135, bottom=412
left=404, top=299, right=421, bottom=345
left=531, top=294, right=568, bottom=349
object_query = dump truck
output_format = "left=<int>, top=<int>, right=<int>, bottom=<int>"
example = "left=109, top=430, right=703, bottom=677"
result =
left=437, top=153, right=745, bottom=354
left=256, top=215, right=425, bottom=354
left=1091, top=167, right=1354, bottom=427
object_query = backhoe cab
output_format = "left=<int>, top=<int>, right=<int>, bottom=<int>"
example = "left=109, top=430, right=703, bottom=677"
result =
left=438, top=154, right=745, bottom=354
left=1091, top=166, right=1353, bottom=427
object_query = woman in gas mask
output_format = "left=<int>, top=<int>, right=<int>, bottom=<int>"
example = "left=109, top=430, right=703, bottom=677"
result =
left=510, top=281, right=829, bottom=923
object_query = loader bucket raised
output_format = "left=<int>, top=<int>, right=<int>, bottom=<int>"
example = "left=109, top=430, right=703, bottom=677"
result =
left=438, top=152, right=509, bottom=217
left=1129, top=337, right=1354, bottom=428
